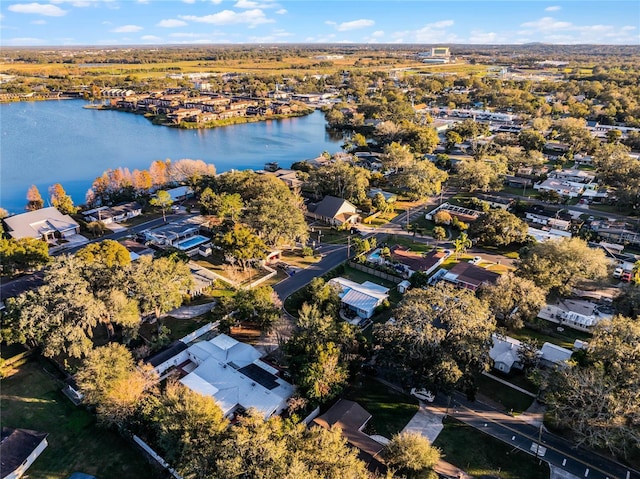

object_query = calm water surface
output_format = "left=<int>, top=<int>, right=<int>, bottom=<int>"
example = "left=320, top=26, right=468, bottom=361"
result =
left=0, top=100, right=341, bottom=214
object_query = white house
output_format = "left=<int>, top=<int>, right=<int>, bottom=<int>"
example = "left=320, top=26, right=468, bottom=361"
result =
left=489, top=334, right=523, bottom=374
left=328, top=277, right=389, bottom=320
left=3, top=207, right=79, bottom=241
left=0, top=428, right=48, bottom=479
left=154, top=334, right=294, bottom=419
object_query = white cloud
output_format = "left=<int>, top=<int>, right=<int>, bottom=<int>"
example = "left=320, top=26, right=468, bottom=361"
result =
left=429, top=20, right=454, bottom=29
left=183, top=0, right=196, bottom=3
left=275, top=8, right=286, bottom=14
left=179, top=9, right=274, bottom=27
left=8, top=3, right=67, bottom=17
left=111, top=24, right=143, bottom=33
left=393, top=19, right=458, bottom=43
left=51, top=0, right=117, bottom=6
left=169, top=31, right=225, bottom=38
left=371, top=30, right=384, bottom=38
left=234, top=0, right=280, bottom=9
left=304, top=33, right=336, bottom=43
left=31, top=19, right=47, bottom=24
left=6, top=37, right=46, bottom=45
left=468, top=30, right=500, bottom=43
left=157, top=19, right=187, bottom=28
left=141, top=35, right=162, bottom=42
left=518, top=16, right=640, bottom=44
left=545, top=6, right=561, bottom=11
left=247, top=30, right=293, bottom=42
left=520, top=17, right=572, bottom=31
left=331, top=19, right=375, bottom=31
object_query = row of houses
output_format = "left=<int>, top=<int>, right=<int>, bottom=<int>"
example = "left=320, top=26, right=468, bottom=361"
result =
left=110, top=90, right=302, bottom=124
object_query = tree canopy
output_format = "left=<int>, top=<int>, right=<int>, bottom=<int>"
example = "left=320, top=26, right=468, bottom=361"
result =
left=544, top=315, right=640, bottom=459
left=468, top=209, right=529, bottom=247
left=375, top=283, right=496, bottom=397
left=76, top=343, right=157, bottom=428
left=516, top=238, right=609, bottom=295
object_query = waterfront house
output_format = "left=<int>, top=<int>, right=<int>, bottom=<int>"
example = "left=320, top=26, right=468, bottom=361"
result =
left=3, top=207, right=79, bottom=241
left=306, top=196, right=360, bottom=226
left=82, top=202, right=142, bottom=225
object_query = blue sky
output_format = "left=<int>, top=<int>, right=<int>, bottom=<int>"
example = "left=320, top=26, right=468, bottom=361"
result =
left=1, top=0, right=638, bottom=46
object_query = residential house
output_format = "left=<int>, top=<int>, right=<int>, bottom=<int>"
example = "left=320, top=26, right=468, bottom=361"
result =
left=306, top=196, right=360, bottom=226
left=119, top=239, right=154, bottom=261
left=151, top=334, right=294, bottom=419
left=328, top=277, right=389, bottom=321
left=539, top=343, right=572, bottom=368
left=164, top=186, right=194, bottom=203
left=548, top=168, right=595, bottom=185
left=390, top=245, right=450, bottom=276
left=425, top=202, right=481, bottom=224
left=537, top=298, right=613, bottom=332
left=367, top=188, right=397, bottom=203
left=142, top=216, right=207, bottom=247
left=476, top=194, right=514, bottom=210
left=261, top=169, right=303, bottom=191
left=82, top=202, right=142, bottom=225
left=312, top=399, right=386, bottom=474
left=533, top=178, right=585, bottom=198
left=3, top=207, right=80, bottom=241
left=442, top=262, right=500, bottom=291
left=0, top=428, right=48, bottom=479
left=489, top=334, right=523, bottom=374
left=589, top=220, right=640, bottom=247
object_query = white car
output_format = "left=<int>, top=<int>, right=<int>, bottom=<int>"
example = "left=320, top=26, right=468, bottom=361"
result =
left=469, top=256, right=482, bottom=265
left=410, top=388, right=435, bottom=402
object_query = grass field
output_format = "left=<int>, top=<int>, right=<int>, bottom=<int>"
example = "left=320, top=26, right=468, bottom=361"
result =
left=434, top=418, right=549, bottom=479
left=343, top=376, right=418, bottom=438
left=510, top=323, right=592, bottom=350
left=0, top=358, right=156, bottom=479
left=475, top=374, right=535, bottom=414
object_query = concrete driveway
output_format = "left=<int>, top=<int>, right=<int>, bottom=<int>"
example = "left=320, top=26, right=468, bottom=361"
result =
left=402, top=403, right=446, bottom=443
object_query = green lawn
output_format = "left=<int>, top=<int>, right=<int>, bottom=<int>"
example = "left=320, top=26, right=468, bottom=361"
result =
left=434, top=418, right=549, bottom=479
left=475, top=374, right=534, bottom=414
left=510, top=323, right=592, bottom=350
left=343, top=265, right=402, bottom=305
left=140, top=314, right=210, bottom=343
left=384, top=235, right=435, bottom=253
left=0, top=358, right=156, bottom=479
left=343, top=376, right=419, bottom=438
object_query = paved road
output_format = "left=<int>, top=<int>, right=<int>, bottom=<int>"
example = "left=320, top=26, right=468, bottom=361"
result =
left=434, top=392, right=640, bottom=479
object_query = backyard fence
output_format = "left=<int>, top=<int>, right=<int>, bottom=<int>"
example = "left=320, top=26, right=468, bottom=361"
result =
left=348, top=261, right=404, bottom=284
left=133, top=435, right=183, bottom=479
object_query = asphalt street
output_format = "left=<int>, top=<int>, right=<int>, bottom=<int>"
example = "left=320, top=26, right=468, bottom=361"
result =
left=435, top=392, right=640, bottom=479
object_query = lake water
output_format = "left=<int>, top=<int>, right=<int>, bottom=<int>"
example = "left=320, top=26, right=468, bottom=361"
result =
left=0, top=100, right=342, bottom=214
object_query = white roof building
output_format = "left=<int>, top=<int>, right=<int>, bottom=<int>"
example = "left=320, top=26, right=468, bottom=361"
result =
left=328, top=277, right=389, bottom=320
left=489, top=334, right=523, bottom=374
left=178, top=334, right=294, bottom=419
left=540, top=342, right=573, bottom=367
left=3, top=207, right=80, bottom=240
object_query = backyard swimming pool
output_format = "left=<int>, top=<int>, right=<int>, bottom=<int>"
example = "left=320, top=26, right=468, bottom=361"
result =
left=175, top=235, right=210, bottom=251
left=367, top=248, right=383, bottom=262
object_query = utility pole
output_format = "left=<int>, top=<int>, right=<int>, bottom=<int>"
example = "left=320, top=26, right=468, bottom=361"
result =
left=347, top=234, right=351, bottom=259
left=536, top=423, right=543, bottom=464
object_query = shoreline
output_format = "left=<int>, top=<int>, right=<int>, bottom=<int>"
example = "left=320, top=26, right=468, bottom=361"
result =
left=86, top=104, right=315, bottom=129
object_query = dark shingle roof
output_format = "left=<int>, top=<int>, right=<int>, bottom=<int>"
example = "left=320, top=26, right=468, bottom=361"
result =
left=1, top=427, right=48, bottom=478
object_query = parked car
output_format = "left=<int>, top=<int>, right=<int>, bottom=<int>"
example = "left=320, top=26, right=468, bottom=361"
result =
left=469, top=256, right=482, bottom=265
left=621, top=271, right=632, bottom=282
left=410, top=388, right=435, bottom=402
left=613, top=267, right=624, bottom=279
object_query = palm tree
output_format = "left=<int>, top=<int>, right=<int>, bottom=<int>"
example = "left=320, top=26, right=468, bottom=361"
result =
left=632, top=260, right=640, bottom=285
left=453, top=232, right=472, bottom=259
